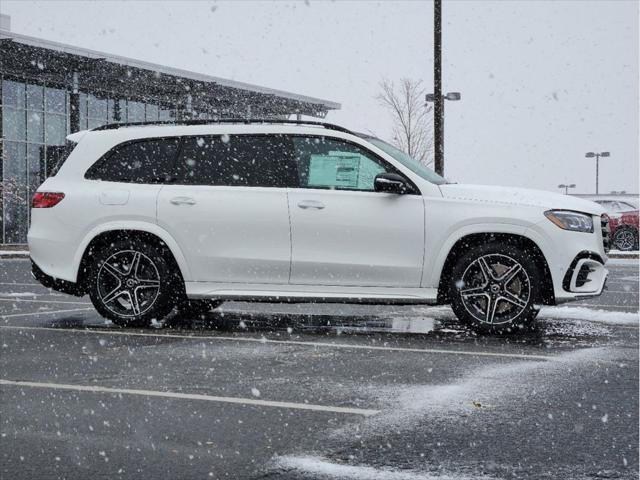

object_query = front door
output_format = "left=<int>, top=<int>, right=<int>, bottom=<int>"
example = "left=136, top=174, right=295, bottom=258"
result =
left=287, top=136, right=425, bottom=287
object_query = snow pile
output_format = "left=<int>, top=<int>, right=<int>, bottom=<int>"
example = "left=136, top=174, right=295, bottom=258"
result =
left=273, top=455, right=495, bottom=480
left=539, top=306, right=638, bottom=325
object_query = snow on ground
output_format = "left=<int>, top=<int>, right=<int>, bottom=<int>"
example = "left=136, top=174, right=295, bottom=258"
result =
left=335, top=346, right=613, bottom=437
left=539, top=306, right=638, bottom=325
left=272, top=455, right=495, bottom=480
left=0, top=292, right=39, bottom=297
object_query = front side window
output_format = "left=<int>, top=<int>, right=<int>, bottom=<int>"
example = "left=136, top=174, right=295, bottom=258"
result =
left=291, top=136, right=388, bottom=191
left=175, top=135, right=296, bottom=188
left=86, top=138, right=180, bottom=183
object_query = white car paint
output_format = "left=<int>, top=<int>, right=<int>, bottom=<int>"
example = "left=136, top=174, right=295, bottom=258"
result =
left=28, top=122, right=608, bottom=307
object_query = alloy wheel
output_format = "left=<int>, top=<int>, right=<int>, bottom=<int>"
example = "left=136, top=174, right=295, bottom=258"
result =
left=458, top=253, right=531, bottom=325
left=614, top=229, right=637, bottom=251
left=96, top=250, right=161, bottom=317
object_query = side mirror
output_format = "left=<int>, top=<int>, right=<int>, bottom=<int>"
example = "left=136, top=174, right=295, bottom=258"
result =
left=374, top=173, right=411, bottom=194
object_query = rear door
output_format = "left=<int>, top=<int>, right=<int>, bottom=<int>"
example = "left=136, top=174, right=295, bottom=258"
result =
left=156, top=134, right=296, bottom=284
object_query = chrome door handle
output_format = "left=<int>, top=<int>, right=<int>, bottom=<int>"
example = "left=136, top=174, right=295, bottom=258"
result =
left=297, top=200, right=325, bottom=210
left=170, top=196, right=196, bottom=206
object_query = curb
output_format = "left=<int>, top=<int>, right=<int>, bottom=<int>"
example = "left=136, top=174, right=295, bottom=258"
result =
left=0, top=251, right=30, bottom=259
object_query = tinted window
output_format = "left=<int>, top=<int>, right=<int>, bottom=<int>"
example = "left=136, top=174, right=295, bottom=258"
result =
left=175, top=135, right=296, bottom=187
left=291, top=136, right=388, bottom=191
left=86, top=138, right=180, bottom=183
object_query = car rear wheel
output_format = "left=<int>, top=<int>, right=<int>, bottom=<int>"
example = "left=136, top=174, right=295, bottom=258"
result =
left=449, top=243, right=542, bottom=334
left=89, top=238, right=180, bottom=327
left=612, top=227, right=639, bottom=251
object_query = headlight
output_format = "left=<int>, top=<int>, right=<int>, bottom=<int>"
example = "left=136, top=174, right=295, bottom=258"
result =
left=544, top=210, right=594, bottom=233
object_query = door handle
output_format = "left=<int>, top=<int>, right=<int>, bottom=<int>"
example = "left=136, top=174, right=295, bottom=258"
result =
left=297, top=200, right=325, bottom=210
left=170, top=196, right=196, bottom=206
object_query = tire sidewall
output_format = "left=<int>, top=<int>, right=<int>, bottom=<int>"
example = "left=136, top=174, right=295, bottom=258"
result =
left=449, top=242, right=542, bottom=334
left=88, top=238, right=179, bottom=327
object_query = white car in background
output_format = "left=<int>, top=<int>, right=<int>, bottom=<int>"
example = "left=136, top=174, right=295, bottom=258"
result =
left=28, top=120, right=609, bottom=333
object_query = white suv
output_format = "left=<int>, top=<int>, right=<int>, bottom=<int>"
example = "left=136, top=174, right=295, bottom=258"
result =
left=28, top=120, right=609, bottom=333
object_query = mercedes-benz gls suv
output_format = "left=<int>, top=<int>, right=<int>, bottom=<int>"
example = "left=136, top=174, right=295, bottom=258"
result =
left=28, top=120, right=610, bottom=333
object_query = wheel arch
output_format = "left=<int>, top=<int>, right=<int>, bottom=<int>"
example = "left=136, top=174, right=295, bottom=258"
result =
left=436, top=232, right=555, bottom=305
left=73, top=223, right=191, bottom=289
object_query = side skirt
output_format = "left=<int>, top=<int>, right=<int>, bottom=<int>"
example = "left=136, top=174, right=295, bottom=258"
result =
left=185, top=282, right=439, bottom=305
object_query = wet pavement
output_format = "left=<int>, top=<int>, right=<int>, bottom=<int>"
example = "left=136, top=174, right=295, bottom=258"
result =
left=0, top=258, right=638, bottom=479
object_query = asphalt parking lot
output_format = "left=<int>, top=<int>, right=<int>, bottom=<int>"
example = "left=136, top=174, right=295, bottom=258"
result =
left=0, top=258, right=638, bottom=480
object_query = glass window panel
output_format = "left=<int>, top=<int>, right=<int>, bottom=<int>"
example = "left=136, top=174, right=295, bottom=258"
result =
left=2, top=107, right=26, bottom=141
left=45, top=113, right=67, bottom=145
left=292, top=136, right=387, bottom=191
left=2, top=80, right=25, bottom=108
left=145, top=104, right=159, bottom=121
left=88, top=117, right=106, bottom=130
left=88, top=94, right=108, bottom=120
left=27, top=144, right=45, bottom=199
left=127, top=101, right=145, bottom=122
left=87, top=138, right=180, bottom=183
left=117, top=99, right=127, bottom=122
left=27, top=111, right=44, bottom=143
left=175, top=135, right=296, bottom=187
left=2, top=141, right=28, bottom=243
left=159, top=107, right=175, bottom=121
left=107, top=99, right=116, bottom=122
left=26, top=84, right=44, bottom=111
left=78, top=93, right=88, bottom=130
left=45, top=88, right=67, bottom=114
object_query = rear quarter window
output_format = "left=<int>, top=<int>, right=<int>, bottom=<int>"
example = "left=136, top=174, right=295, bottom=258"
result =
left=85, top=138, right=180, bottom=183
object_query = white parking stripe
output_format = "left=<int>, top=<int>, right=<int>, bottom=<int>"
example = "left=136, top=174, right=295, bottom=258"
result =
left=0, top=325, right=555, bottom=360
left=0, top=308, right=93, bottom=319
left=0, top=379, right=379, bottom=416
left=0, top=298, right=92, bottom=305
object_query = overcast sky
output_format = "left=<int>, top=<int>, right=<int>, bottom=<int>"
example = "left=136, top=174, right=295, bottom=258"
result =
left=2, top=0, right=637, bottom=194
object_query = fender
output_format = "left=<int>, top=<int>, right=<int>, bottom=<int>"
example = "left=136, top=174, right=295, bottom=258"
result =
left=424, top=221, right=533, bottom=288
left=71, top=221, right=192, bottom=283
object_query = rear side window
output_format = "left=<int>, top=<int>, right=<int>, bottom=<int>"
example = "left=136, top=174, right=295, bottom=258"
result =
left=175, top=135, right=296, bottom=188
left=86, top=138, right=180, bottom=183
left=48, top=140, right=78, bottom=177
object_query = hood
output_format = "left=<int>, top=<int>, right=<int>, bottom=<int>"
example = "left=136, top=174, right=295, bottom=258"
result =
left=439, top=184, right=606, bottom=215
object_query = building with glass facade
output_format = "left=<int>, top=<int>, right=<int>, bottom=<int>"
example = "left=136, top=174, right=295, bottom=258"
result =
left=0, top=28, right=340, bottom=244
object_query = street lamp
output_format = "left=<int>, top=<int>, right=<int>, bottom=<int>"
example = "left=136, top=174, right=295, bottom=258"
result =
left=426, top=91, right=461, bottom=177
left=585, top=151, right=610, bottom=195
left=428, top=0, right=461, bottom=177
left=558, top=183, right=576, bottom=195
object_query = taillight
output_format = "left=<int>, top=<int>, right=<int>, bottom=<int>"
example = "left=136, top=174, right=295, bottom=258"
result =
left=32, top=192, right=65, bottom=208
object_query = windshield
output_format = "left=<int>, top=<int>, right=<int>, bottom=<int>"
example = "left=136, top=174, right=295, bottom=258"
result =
left=363, top=136, right=448, bottom=185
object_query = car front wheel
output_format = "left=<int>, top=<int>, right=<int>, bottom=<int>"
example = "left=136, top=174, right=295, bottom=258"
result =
left=88, top=238, right=180, bottom=327
left=449, top=243, right=542, bottom=334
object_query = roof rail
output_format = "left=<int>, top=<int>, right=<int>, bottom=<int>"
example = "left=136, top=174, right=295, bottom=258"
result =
left=91, top=118, right=355, bottom=135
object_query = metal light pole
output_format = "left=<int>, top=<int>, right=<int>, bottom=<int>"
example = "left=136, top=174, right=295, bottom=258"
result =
left=558, top=183, right=576, bottom=195
left=428, top=0, right=460, bottom=177
left=585, top=152, right=610, bottom=194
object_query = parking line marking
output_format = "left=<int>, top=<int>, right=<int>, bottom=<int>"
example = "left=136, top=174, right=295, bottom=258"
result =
left=0, top=308, right=93, bottom=319
left=0, top=325, right=555, bottom=360
left=0, top=298, right=92, bottom=306
left=0, top=379, right=380, bottom=416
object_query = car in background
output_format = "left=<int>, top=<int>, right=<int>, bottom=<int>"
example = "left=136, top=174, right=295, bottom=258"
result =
left=587, top=199, right=639, bottom=251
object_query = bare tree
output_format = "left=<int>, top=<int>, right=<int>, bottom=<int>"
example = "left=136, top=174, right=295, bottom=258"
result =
left=376, top=78, right=433, bottom=167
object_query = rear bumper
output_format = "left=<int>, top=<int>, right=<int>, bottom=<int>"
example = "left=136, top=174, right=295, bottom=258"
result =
left=31, top=259, right=85, bottom=297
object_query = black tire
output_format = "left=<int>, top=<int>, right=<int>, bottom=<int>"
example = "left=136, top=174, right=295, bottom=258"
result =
left=612, top=227, right=639, bottom=252
left=88, top=237, right=183, bottom=327
left=449, top=242, right=542, bottom=334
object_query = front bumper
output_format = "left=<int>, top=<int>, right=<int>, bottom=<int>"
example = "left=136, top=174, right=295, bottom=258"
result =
left=556, top=253, right=608, bottom=303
